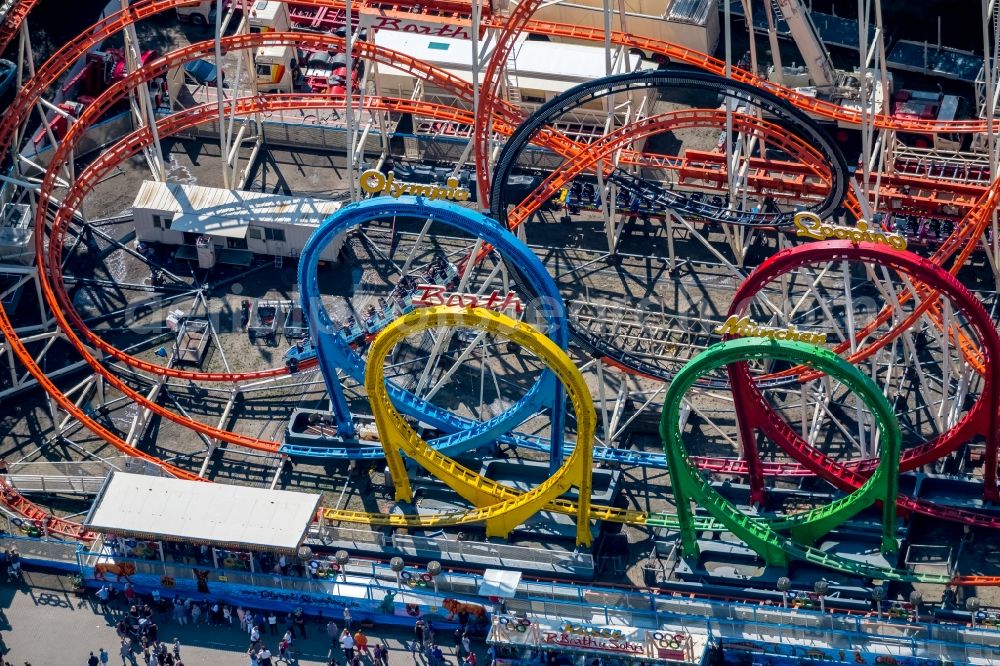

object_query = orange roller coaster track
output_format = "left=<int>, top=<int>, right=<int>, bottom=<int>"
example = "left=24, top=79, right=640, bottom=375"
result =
left=0, top=0, right=999, bottom=559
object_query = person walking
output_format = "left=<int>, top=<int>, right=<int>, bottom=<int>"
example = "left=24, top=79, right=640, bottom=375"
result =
left=372, top=644, right=389, bottom=666
left=119, top=638, right=134, bottom=666
left=293, top=609, right=307, bottom=639
left=342, top=607, right=352, bottom=632
left=247, top=646, right=259, bottom=666
left=97, top=585, right=110, bottom=613
left=257, top=646, right=273, bottom=666
left=352, top=629, right=369, bottom=658
left=267, top=612, right=278, bottom=636
left=237, top=606, right=248, bottom=633
left=172, top=638, right=181, bottom=662
left=284, top=613, right=296, bottom=639
left=172, top=599, right=186, bottom=625
left=250, top=625, right=261, bottom=650
left=461, top=631, right=471, bottom=658
left=413, top=618, right=426, bottom=653
left=89, top=651, right=100, bottom=666
left=325, top=620, right=339, bottom=646
left=340, top=629, right=355, bottom=663
left=123, top=583, right=135, bottom=606
left=146, top=622, right=158, bottom=645
left=278, top=630, right=293, bottom=662
left=99, top=648, right=109, bottom=665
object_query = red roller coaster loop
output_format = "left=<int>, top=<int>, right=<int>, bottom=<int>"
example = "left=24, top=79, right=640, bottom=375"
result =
left=725, top=241, right=1000, bottom=508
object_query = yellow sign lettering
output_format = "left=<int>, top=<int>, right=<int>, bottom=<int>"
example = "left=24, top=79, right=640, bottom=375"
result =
left=359, top=169, right=471, bottom=202
left=793, top=212, right=907, bottom=251
left=714, top=315, right=828, bottom=345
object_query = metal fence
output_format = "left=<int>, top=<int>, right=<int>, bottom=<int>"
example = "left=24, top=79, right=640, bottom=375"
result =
left=6, top=475, right=106, bottom=495
left=0, top=535, right=80, bottom=564
left=310, top=524, right=387, bottom=547
left=391, top=535, right=594, bottom=575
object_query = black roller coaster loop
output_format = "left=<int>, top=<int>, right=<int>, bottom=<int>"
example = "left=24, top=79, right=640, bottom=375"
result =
left=490, top=68, right=849, bottom=229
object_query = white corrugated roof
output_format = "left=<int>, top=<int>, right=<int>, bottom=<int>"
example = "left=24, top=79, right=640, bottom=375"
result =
left=170, top=214, right=249, bottom=238
left=132, top=181, right=342, bottom=228
left=84, top=472, right=320, bottom=552
left=374, top=32, right=639, bottom=90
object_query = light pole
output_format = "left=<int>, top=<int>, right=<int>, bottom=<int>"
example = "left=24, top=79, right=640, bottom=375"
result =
left=390, top=556, right=405, bottom=588
left=967, top=596, right=980, bottom=629
left=777, top=577, right=791, bottom=610
left=297, top=545, right=313, bottom=578
left=335, top=549, right=350, bottom=581
left=814, top=580, right=830, bottom=613
left=426, top=560, right=442, bottom=594
left=871, top=586, right=885, bottom=620
left=909, top=590, right=922, bottom=623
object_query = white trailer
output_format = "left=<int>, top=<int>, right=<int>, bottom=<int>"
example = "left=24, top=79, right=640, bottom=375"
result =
left=255, top=45, right=297, bottom=93
left=132, top=181, right=344, bottom=265
left=248, top=0, right=291, bottom=32
left=373, top=31, right=651, bottom=127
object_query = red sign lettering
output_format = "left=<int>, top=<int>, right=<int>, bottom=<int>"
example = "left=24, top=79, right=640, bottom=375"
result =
left=542, top=632, right=644, bottom=654
left=411, top=284, right=524, bottom=314
left=370, top=16, right=472, bottom=40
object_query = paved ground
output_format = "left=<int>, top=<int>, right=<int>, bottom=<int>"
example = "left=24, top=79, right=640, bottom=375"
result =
left=0, top=571, right=487, bottom=666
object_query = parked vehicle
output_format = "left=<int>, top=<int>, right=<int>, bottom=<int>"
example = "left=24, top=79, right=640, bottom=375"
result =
left=184, top=58, right=222, bottom=86
left=175, top=0, right=216, bottom=26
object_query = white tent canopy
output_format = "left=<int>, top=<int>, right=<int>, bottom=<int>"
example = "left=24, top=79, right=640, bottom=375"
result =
left=84, top=472, right=321, bottom=553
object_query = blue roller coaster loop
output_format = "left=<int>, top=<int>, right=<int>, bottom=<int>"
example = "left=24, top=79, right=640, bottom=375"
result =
left=290, top=195, right=567, bottom=471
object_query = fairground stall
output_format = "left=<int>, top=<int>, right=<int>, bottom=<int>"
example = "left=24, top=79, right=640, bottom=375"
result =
left=486, top=615, right=707, bottom=666
left=78, top=471, right=481, bottom=625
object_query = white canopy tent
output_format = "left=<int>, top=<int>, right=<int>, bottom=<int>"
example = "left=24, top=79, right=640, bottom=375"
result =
left=84, top=472, right=321, bottom=553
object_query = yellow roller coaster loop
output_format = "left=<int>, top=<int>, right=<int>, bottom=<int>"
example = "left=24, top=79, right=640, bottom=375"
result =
left=361, top=306, right=594, bottom=546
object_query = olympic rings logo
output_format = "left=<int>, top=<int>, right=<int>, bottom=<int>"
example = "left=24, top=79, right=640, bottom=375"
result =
left=651, top=632, right=687, bottom=650
left=499, top=617, right=532, bottom=633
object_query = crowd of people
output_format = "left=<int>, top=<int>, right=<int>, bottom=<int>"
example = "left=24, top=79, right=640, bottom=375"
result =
left=89, top=585, right=485, bottom=666
left=105, top=594, right=186, bottom=666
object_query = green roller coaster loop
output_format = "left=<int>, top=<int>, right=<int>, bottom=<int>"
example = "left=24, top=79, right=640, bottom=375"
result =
left=660, top=338, right=900, bottom=568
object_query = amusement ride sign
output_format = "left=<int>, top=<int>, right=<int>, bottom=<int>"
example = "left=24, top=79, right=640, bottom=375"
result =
left=489, top=616, right=701, bottom=663
left=714, top=316, right=828, bottom=345
left=541, top=622, right=645, bottom=654
left=411, top=284, right=525, bottom=314
left=359, top=8, right=474, bottom=40
left=793, top=212, right=908, bottom=250
left=359, top=169, right=472, bottom=202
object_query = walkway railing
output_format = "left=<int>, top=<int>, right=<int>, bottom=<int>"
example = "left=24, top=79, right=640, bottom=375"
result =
left=0, top=534, right=80, bottom=564
left=6, top=533, right=1000, bottom=662
left=390, top=534, right=594, bottom=574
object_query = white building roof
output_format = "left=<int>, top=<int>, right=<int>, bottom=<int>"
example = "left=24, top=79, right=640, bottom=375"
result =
left=374, top=31, right=640, bottom=92
left=84, top=472, right=321, bottom=552
left=132, top=180, right=343, bottom=231
left=257, top=44, right=294, bottom=60
left=170, top=214, right=250, bottom=238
